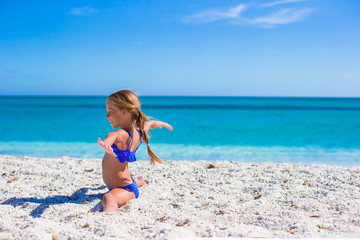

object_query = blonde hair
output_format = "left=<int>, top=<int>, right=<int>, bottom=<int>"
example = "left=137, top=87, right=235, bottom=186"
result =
left=107, top=89, right=163, bottom=165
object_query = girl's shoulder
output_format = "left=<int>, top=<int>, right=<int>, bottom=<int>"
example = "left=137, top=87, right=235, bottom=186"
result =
left=114, top=129, right=131, bottom=143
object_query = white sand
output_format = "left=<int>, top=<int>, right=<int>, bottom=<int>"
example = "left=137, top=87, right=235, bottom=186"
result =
left=1, top=155, right=360, bottom=239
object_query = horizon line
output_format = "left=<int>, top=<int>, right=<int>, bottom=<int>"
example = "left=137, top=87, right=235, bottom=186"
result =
left=1, top=94, right=360, bottom=99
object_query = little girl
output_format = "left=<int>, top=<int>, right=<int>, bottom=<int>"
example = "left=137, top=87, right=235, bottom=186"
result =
left=97, top=89, right=172, bottom=212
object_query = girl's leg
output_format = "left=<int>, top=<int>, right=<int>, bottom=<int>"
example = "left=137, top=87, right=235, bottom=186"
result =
left=102, top=188, right=135, bottom=212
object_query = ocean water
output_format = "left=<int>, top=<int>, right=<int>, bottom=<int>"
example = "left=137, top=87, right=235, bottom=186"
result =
left=1, top=96, right=359, bottom=166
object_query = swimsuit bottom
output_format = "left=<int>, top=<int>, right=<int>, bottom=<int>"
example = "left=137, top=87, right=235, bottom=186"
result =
left=109, top=178, right=139, bottom=199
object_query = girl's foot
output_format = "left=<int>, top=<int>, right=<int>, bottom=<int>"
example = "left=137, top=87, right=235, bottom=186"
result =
left=136, top=176, right=148, bottom=187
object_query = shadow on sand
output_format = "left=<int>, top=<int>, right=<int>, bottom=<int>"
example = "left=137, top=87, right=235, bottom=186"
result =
left=1, top=186, right=106, bottom=218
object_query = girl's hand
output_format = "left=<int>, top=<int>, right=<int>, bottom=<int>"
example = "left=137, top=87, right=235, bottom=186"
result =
left=97, top=137, right=116, bottom=157
left=159, top=122, right=173, bottom=131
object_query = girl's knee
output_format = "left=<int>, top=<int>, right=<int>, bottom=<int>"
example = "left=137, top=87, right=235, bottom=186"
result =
left=102, top=193, right=116, bottom=203
left=102, top=193, right=117, bottom=208
left=102, top=193, right=118, bottom=212
left=102, top=190, right=134, bottom=210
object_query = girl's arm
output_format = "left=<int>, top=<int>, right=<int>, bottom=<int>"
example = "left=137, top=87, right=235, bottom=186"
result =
left=97, top=132, right=118, bottom=157
left=144, top=120, right=173, bottom=133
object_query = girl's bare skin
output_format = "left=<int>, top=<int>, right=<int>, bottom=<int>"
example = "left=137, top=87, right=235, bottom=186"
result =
left=98, top=113, right=172, bottom=212
left=100, top=152, right=145, bottom=212
left=97, top=91, right=172, bottom=213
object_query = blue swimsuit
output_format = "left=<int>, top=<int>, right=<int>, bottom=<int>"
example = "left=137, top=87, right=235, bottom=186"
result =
left=109, top=129, right=142, bottom=199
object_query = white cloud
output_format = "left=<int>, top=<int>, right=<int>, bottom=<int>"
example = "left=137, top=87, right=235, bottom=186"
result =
left=183, top=1, right=314, bottom=28
left=260, top=0, right=308, bottom=8
left=182, top=4, right=247, bottom=23
left=69, top=6, right=99, bottom=16
left=249, top=8, right=313, bottom=27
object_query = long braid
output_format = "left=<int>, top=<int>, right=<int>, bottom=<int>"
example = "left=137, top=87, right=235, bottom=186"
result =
left=136, top=110, right=163, bottom=165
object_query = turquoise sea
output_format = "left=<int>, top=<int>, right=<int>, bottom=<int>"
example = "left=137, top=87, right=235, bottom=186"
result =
left=1, top=96, right=360, bottom=166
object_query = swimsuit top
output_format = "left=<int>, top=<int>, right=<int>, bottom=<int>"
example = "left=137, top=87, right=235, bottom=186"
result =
left=111, top=129, right=142, bottom=163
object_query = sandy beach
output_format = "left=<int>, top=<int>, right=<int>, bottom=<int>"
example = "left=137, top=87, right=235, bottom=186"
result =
left=1, top=155, right=360, bottom=239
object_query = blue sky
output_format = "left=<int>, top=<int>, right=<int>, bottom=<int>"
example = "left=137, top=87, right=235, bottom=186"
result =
left=1, top=0, right=359, bottom=97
